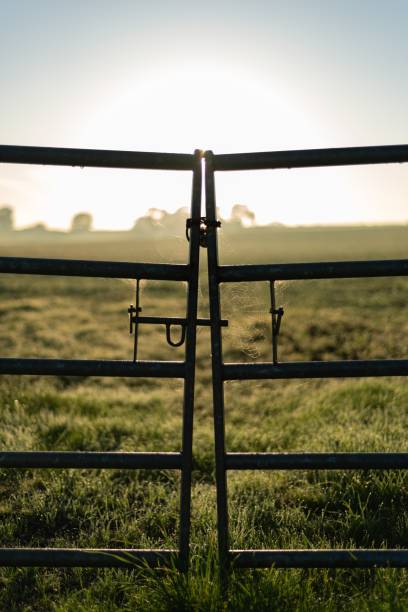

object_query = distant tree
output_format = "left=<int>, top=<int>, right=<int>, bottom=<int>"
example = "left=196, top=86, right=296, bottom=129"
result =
left=230, top=204, right=255, bottom=227
left=132, top=206, right=189, bottom=235
left=132, top=208, right=166, bottom=232
left=146, top=208, right=166, bottom=223
left=0, top=206, right=14, bottom=232
left=71, top=212, right=92, bottom=233
left=24, top=223, right=47, bottom=234
left=133, top=216, right=154, bottom=233
left=159, top=207, right=189, bottom=233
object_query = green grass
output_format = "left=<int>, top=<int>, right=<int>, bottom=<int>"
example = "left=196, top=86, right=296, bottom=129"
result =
left=0, top=225, right=408, bottom=610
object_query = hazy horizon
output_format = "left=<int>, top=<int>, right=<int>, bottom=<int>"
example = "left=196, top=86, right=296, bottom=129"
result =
left=2, top=202, right=408, bottom=234
left=1, top=1, right=408, bottom=229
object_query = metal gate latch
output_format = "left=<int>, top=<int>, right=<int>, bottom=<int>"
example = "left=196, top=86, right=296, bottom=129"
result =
left=128, top=279, right=228, bottom=361
left=186, top=217, right=221, bottom=248
left=165, top=323, right=186, bottom=347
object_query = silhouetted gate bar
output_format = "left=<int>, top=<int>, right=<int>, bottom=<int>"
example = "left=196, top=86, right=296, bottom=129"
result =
left=0, top=452, right=182, bottom=469
left=0, top=256, right=189, bottom=281
left=223, top=360, right=408, bottom=380
left=213, top=143, right=408, bottom=171
left=205, top=146, right=408, bottom=581
left=0, top=144, right=193, bottom=171
left=0, top=358, right=185, bottom=378
left=0, top=146, right=202, bottom=572
left=219, top=258, right=408, bottom=283
left=0, top=549, right=177, bottom=568
left=226, top=453, right=408, bottom=470
left=230, top=550, right=408, bottom=569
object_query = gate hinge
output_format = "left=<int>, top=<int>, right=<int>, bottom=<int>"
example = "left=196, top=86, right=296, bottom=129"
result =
left=186, top=217, right=221, bottom=248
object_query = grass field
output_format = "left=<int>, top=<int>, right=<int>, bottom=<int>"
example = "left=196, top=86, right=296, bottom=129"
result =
left=1, top=224, right=408, bottom=610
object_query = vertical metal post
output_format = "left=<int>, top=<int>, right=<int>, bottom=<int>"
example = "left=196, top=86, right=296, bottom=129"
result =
left=269, top=280, right=284, bottom=364
left=178, top=149, right=202, bottom=572
left=205, top=151, right=230, bottom=586
left=270, top=281, right=277, bottom=364
left=133, top=279, right=141, bottom=362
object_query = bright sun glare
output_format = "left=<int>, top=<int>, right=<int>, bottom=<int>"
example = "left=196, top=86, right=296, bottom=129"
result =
left=12, top=63, right=405, bottom=230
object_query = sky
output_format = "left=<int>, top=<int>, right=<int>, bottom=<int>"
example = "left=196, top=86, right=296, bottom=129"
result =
left=1, top=0, right=408, bottom=230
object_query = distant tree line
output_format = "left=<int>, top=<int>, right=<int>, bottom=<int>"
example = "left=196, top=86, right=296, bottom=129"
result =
left=132, top=204, right=256, bottom=233
left=0, top=206, right=95, bottom=234
left=0, top=203, right=256, bottom=234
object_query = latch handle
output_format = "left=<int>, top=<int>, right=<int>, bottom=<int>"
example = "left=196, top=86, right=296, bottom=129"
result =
left=165, top=323, right=187, bottom=347
left=128, top=304, right=142, bottom=334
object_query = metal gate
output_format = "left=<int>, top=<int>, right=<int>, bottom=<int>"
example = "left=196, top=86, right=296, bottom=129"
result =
left=4, top=143, right=408, bottom=577
left=205, top=145, right=408, bottom=575
left=0, top=145, right=202, bottom=572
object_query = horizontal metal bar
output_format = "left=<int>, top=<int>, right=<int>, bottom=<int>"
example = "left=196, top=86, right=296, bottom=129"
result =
left=0, top=452, right=182, bottom=470
left=0, top=144, right=194, bottom=171
left=213, top=144, right=408, bottom=171
left=218, top=258, right=408, bottom=283
left=0, top=256, right=189, bottom=281
left=0, top=358, right=185, bottom=378
left=226, top=453, right=408, bottom=470
left=223, top=360, right=408, bottom=380
left=197, top=318, right=228, bottom=327
left=230, top=549, right=408, bottom=568
left=135, top=316, right=228, bottom=327
left=0, top=548, right=177, bottom=567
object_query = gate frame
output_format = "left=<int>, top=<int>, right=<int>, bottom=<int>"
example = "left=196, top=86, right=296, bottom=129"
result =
left=0, top=144, right=202, bottom=572
left=205, top=145, right=408, bottom=579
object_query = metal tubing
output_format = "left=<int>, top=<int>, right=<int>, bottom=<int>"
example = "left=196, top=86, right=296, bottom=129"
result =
left=0, top=146, right=201, bottom=574
left=226, top=453, right=408, bottom=470
left=135, top=316, right=228, bottom=327
left=178, top=150, right=202, bottom=573
left=205, top=151, right=230, bottom=584
left=207, top=143, right=408, bottom=579
left=133, top=279, right=141, bottom=362
left=223, top=360, right=408, bottom=380
left=0, top=358, right=185, bottom=378
left=269, top=281, right=281, bottom=364
left=218, top=259, right=408, bottom=283
left=0, top=548, right=177, bottom=567
left=0, top=144, right=193, bottom=171
left=230, top=549, right=408, bottom=569
left=0, top=256, right=189, bottom=281
left=213, top=144, right=408, bottom=171
left=0, top=452, right=182, bottom=470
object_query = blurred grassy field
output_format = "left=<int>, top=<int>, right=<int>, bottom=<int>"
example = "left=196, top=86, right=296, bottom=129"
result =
left=1, top=224, right=408, bottom=610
